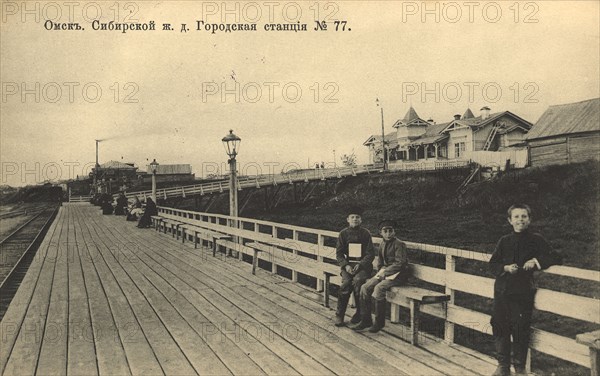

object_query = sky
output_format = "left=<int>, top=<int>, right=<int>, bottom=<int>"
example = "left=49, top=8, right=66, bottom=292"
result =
left=1, top=0, right=599, bottom=186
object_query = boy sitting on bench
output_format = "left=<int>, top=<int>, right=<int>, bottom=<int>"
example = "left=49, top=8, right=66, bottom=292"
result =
left=352, top=219, right=409, bottom=333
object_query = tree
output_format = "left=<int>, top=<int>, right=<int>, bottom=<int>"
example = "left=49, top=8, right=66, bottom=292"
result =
left=341, top=149, right=357, bottom=166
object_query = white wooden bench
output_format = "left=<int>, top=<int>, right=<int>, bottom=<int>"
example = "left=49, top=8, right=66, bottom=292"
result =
left=576, top=329, right=600, bottom=376
left=386, top=286, right=450, bottom=346
left=246, top=241, right=341, bottom=305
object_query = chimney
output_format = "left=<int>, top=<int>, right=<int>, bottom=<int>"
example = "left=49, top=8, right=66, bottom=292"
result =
left=427, top=118, right=435, bottom=125
left=454, top=114, right=461, bottom=120
left=480, top=106, right=491, bottom=120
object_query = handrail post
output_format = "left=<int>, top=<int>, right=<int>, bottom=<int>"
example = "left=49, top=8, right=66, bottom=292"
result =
left=291, top=230, right=299, bottom=282
left=271, top=226, right=278, bottom=274
left=317, top=234, right=325, bottom=292
left=444, top=254, right=455, bottom=344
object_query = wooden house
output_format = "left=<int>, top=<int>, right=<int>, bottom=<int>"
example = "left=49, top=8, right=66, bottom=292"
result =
left=364, top=106, right=532, bottom=163
left=526, top=98, right=600, bottom=167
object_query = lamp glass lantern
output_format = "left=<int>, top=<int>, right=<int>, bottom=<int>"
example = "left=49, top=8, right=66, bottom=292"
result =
left=222, top=130, right=241, bottom=159
left=150, top=159, right=159, bottom=174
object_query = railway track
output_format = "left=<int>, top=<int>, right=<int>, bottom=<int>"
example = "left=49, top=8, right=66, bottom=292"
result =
left=0, top=205, right=59, bottom=321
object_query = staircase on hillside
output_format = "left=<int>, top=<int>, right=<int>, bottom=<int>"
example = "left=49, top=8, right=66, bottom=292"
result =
left=456, top=164, right=481, bottom=195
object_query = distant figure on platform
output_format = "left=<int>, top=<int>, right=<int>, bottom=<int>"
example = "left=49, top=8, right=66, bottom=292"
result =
left=127, top=196, right=143, bottom=221
left=320, top=162, right=325, bottom=169
left=137, top=197, right=157, bottom=228
left=489, top=204, right=562, bottom=376
left=315, top=163, right=320, bottom=169
left=101, top=196, right=114, bottom=215
left=334, top=206, right=375, bottom=327
left=114, top=193, right=128, bottom=215
left=352, top=220, right=409, bottom=333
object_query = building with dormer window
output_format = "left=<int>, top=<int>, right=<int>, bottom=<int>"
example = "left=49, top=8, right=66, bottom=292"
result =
left=364, top=106, right=532, bottom=164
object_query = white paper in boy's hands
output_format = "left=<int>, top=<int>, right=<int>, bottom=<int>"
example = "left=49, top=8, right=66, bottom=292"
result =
left=349, top=243, right=362, bottom=258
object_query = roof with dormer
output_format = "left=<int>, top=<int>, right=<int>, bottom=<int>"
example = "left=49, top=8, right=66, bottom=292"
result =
left=363, top=131, right=397, bottom=146
left=392, top=107, right=430, bottom=128
left=440, top=111, right=532, bottom=134
left=463, top=108, right=475, bottom=119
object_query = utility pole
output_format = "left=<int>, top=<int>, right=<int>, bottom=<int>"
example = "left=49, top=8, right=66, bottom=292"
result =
left=376, top=98, right=387, bottom=171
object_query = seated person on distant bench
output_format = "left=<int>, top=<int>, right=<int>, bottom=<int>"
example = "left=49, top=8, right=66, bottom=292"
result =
left=126, top=196, right=143, bottom=221
left=101, top=195, right=114, bottom=215
left=352, top=219, right=409, bottom=333
left=137, top=197, right=157, bottom=228
left=114, top=193, right=128, bottom=215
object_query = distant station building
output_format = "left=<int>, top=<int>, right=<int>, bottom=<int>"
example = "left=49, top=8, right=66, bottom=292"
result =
left=526, top=98, right=600, bottom=167
left=92, top=160, right=138, bottom=194
left=140, top=163, right=195, bottom=184
left=364, top=106, right=532, bottom=164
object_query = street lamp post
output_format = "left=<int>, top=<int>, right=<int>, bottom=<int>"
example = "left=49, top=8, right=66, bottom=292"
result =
left=222, top=130, right=241, bottom=216
left=222, top=130, right=241, bottom=256
left=93, top=139, right=100, bottom=194
left=150, top=159, right=159, bottom=202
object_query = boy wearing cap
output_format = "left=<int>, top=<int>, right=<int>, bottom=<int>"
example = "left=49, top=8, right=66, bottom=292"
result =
left=352, top=220, right=409, bottom=333
left=489, top=204, right=561, bottom=376
left=334, top=206, right=375, bottom=327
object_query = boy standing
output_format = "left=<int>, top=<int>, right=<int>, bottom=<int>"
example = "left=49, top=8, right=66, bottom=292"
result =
left=334, top=206, right=375, bottom=327
left=352, top=220, right=409, bottom=333
left=489, top=204, right=561, bottom=376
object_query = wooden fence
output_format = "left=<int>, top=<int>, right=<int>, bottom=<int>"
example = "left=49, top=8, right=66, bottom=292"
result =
left=68, top=195, right=92, bottom=202
left=123, top=163, right=384, bottom=200
left=155, top=206, right=600, bottom=371
left=387, top=159, right=470, bottom=171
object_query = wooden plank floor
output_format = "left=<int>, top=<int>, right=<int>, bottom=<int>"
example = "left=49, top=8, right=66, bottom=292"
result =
left=0, top=203, right=497, bottom=375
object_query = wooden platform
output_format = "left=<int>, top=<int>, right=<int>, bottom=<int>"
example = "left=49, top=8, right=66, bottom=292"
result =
left=0, top=203, right=497, bottom=375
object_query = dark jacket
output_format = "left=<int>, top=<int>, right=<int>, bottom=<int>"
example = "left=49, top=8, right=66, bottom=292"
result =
left=489, top=230, right=561, bottom=296
left=377, top=237, right=410, bottom=281
left=336, top=226, right=375, bottom=273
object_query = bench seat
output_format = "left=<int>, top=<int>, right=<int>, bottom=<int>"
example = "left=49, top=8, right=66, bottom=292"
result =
left=576, top=329, right=600, bottom=376
left=387, top=286, right=450, bottom=346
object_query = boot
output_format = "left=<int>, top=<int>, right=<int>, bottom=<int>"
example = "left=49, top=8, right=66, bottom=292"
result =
left=350, top=291, right=362, bottom=324
left=491, top=365, right=510, bottom=376
left=334, top=293, right=351, bottom=327
left=513, top=366, right=527, bottom=376
left=351, top=294, right=373, bottom=331
left=368, top=299, right=386, bottom=333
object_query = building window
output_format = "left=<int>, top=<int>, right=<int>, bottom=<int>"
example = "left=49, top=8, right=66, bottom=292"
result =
left=455, top=142, right=466, bottom=158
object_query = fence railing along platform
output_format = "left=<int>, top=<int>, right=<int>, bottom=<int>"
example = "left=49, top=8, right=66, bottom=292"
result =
left=122, top=163, right=384, bottom=200
left=155, top=206, right=600, bottom=373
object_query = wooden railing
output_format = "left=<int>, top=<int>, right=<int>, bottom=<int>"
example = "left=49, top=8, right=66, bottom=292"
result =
left=68, top=195, right=92, bottom=202
left=156, top=206, right=600, bottom=371
left=122, top=163, right=384, bottom=200
left=387, top=159, right=470, bottom=171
